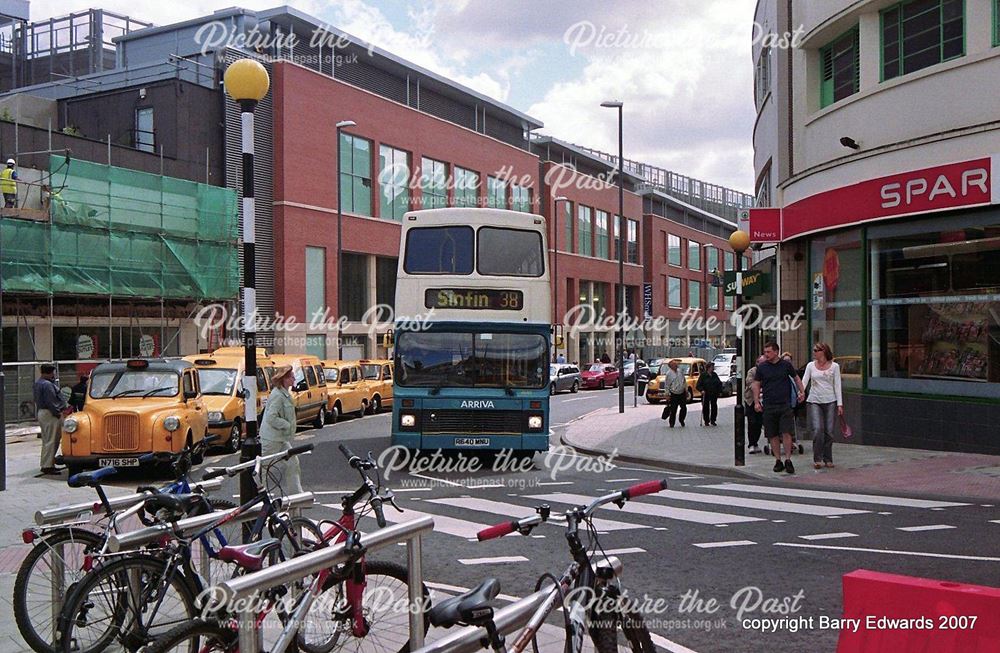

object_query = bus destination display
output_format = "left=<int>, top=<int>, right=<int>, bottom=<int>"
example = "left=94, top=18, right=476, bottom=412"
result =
left=425, top=288, right=524, bottom=310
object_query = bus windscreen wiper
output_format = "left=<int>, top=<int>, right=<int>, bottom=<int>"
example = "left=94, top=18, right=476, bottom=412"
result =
left=429, top=379, right=448, bottom=396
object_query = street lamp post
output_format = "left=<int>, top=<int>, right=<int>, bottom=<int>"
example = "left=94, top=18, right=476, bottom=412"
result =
left=553, top=196, right=568, bottom=362
left=729, top=230, right=750, bottom=467
left=601, top=100, right=625, bottom=414
left=335, top=120, right=357, bottom=361
left=223, top=59, right=270, bottom=519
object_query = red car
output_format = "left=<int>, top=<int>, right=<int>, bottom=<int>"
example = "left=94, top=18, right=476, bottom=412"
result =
left=581, top=364, right=620, bottom=389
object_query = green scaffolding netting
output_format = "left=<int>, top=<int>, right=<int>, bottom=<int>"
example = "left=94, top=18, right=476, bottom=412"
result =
left=1, top=156, right=239, bottom=300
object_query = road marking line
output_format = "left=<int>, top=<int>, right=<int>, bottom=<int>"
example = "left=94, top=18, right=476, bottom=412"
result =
left=772, top=520, right=787, bottom=523
left=692, top=540, right=756, bottom=549
left=878, top=512, right=893, bottom=515
left=409, top=472, right=464, bottom=488
left=605, top=478, right=641, bottom=483
left=897, top=524, right=956, bottom=532
left=798, top=532, right=858, bottom=541
left=648, top=489, right=869, bottom=516
left=650, top=632, right=701, bottom=653
left=394, top=488, right=433, bottom=493
left=426, top=497, right=646, bottom=532
left=825, top=516, right=841, bottom=519
left=381, top=509, right=488, bottom=540
left=982, top=505, right=994, bottom=508
left=536, top=481, right=574, bottom=486
left=526, top=492, right=764, bottom=525
left=666, top=475, right=702, bottom=480
left=309, top=490, right=354, bottom=495
left=459, top=556, right=529, bottom=565
left=990, top=520, right=1000, bottom=524
left=562, top=397, right=592, bottom=402
left=701, top=483, right=969, bottom=509
left=775, top=542, right=1000, bottom=562
left=602, top=547, right=646, bottom=554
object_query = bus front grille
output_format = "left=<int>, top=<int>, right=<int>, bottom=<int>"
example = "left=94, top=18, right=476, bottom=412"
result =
left=421, top=409, right=522, bottom=435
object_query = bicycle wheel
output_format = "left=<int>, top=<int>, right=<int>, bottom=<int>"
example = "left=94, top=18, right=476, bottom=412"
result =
left=14, top=527, right=103, bottom=653
left=138, top=618, right=237, bottom=653
left=57, top=554, right=198, bottom=653
left=271, top=515, right=324, bottom=562
left=190, top=498, right=242, bottom=586
left=295, top=560, right=428, bottom=653
left=588, top=599, right=656, bottom=653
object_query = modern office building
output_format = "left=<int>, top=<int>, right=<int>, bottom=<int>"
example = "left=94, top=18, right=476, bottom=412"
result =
left=753, top=0, right=1000, bottom=453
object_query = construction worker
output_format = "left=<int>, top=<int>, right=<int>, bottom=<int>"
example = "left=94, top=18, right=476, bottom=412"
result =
left=2, top=158, right=18, bottom=208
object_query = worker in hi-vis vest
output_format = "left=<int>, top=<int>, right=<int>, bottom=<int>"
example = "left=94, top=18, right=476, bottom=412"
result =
left=1, top=158, right=18, bottom=208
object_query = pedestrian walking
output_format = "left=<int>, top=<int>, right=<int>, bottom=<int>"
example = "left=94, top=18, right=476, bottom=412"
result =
left=2, top=158, right=18, bottom=208
left=659, top=359, right=687, bottom=427
left=802, top=342, right=843, bottom=469
left=600, top=352, right=611, bottom=364
left=259, top=365, right=303, bottom=494
left=696, top=362, right=723, bottom=426
left=752, top=342, right=805, bottom=474
left=556, top=353, right=566, bottom=364
left=33, top=364, right=68, bottom=476
left=70, top=374, right=89, bottom=412
left=744, top=356, right=765, bottom=453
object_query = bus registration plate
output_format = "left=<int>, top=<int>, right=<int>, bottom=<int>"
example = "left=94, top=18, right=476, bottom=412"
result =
left=454, top=437, right=490, bottom=447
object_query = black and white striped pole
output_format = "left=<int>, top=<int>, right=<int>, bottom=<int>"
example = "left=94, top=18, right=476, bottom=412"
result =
left=224, top=59, right=270, bottom=516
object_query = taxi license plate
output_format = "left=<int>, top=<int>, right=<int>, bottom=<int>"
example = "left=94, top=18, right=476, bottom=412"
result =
left=99, top=457, right=140, bottom=467
left=454, top=437, right=490, bottom=447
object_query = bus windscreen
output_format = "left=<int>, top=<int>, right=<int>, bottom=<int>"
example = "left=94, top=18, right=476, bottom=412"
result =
left=396, top=331, right=547, bottom=389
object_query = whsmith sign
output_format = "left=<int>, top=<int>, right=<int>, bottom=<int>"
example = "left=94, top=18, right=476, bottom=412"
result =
left=724, top=270, right=770, bottom=298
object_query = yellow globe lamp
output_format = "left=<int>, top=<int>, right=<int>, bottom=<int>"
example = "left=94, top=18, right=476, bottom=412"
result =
left=728, top=229, right=750, bottom=254
left=223, top=59, right=270, bottom=102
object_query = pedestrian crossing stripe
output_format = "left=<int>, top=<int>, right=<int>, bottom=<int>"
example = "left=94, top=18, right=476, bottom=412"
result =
left=897, top=524, right=956, bottom=532
left=700, top=483, right=969, bottom=508
left=645, top=489, right=869, bottom=517
left=425, top=497, right=646, bottom=532
left=692, top=540, right=756, bottom=548
left=524, top=492, right=764, bottom=525
left=798, top=532, right=858, bottom=541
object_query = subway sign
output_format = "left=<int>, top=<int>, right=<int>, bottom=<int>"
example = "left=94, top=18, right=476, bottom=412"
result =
left=425, top=288, right=524, bottom=310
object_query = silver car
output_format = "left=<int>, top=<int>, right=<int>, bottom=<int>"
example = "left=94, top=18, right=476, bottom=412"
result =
left=549, top=364, right=582, bottom=394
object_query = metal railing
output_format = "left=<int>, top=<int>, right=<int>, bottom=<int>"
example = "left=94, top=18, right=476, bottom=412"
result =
left=33, top=477, right=223, bottom=525
left=207, top=516, right=435, bottom=653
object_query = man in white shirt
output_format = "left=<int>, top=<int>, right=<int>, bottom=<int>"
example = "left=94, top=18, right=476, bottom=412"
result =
left=660, top=359, right=688, bottom=427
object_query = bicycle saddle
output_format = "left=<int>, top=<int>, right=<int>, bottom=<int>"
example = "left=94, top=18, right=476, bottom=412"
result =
left=218, top=538, right=282, bottom=572
left=428, top=578, right=501, bottom=628
left=142, top=493, right=209, bottom=521
left=67, top=466, right=117, bottom=488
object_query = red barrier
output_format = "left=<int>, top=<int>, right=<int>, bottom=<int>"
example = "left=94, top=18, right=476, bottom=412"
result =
left=837, top=569, right=1000, bottom=652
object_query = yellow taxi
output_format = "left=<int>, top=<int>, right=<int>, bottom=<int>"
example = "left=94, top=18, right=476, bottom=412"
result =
left=59, top=358, right=209, bottom=474
left=269, top=354, right=329, bottom=428
left=321, top=360, right=369, bottom=421
left=644, top=357, right=708, bottom=404
left=184, top=347, right=274, bottom=453
left=359, top=358, right=393, bottom=414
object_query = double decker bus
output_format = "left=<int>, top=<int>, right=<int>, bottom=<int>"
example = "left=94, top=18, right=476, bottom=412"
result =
left=391, top=208, right=551, bottom=455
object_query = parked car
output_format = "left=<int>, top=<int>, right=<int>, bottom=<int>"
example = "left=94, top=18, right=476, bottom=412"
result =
left=321, top=359, right=369, bottom=421
left=712, top=353, right=736, bottom=396
left=359, top=358, right=394, bottom=413
left=549, top=364, right=582, bottom=394
left=644, top=357, right=708, bottom=404
left=270, top=354, right=329, bottom=428
left=622, top=359, right=651, bottom=386
left=581, top=363, right=620, bottom=389
left=58, top=358, right=209, bottom=474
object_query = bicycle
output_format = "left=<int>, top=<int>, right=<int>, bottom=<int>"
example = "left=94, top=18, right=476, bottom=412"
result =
left=426, top=480, right=668, bottom=653
left=55, top=444, right=321, bottom=653
left=141, top=443, right=428, bottom=653
left=14, top=436, right=238, bottom=653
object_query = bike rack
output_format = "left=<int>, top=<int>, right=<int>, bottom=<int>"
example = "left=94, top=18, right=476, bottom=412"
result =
left=207, top=516, right=435, bottom=653
left=410, top=587, right=552, bottom=653
left=33, top=478, right=225, bottom=525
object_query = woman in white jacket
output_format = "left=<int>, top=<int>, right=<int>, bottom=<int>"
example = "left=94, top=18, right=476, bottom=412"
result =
left=259, top=365, right=303, bottom=493
left=802, top=342, right=843, bottom=470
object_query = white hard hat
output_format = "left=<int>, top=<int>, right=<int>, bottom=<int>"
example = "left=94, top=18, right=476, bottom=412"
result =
left=6, top=159, right=13, bottom=165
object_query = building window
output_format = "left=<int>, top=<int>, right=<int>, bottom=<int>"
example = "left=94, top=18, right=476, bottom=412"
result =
left=688, top=280, right=701, bottom=310
left=305, top=247, right=325, bottom=321
left=135, top=107, right=154, bottom=153
left=340, top=252, right=367, bottom=321
left=577, top=205, right=593, bottom=257
left=375, top=256, right=397, bottom=323
left=810, top=231, right=863, bottom=390
left=487, top=175, right=507, bottom=209
left=340, top=133, right=372, bottom=217
left=562, top=200, right=574, bottom=253
left=707, top=246, right=719, bottom=274
left=754, top=46, right=771, bottom=107
left=379, top=144, right=410, bottom=220
left=755, top=168, right=772, bottom=207
left=595, top=210, right=609, bottom=258
left=881, top=0, right=964, bottom=81
left=511, top=184, right=531, bottom=212
left=995, top=0, right=1000, bottom=46
left=627, top=219, right=638, bottom=264
left=668, top=234, right=682, bottom=266
left=668, top=277, right=681, bottom=308
left=869, top=217, right=999, bottom=397
left=614, top=217, right=621, bottom=261
left=820, top=27, right=860, bottom=108
left=708, top=284, right=720, bottom=310
left=689, top=240, right=701, bottom=271
left=454, top=167, right=480, bottom=208
left=421, top=157, right=448, bottom=209
left=305, top=334, right=326, bottom=359
left=724, top=251, right=735, bottom=311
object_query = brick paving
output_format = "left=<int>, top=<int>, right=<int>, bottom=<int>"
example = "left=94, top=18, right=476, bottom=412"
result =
left=562, top=397, right=1000, bottom=501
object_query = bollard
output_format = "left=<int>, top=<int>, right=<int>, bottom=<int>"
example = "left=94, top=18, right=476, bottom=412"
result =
left=734, top=402, right=746, bottom=466
left=408, top=532, right=425, bottom=649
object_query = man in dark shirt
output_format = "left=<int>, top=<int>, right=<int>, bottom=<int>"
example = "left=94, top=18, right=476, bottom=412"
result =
left=70, top=374, right=89, bottom=412
left=752, top=341, right=805, bottom=474
left=33, top=364, right=69, bottom=475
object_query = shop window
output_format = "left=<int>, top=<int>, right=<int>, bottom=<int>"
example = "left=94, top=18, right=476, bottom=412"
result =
left=810, top=231, right=864, bottom=389
left=339, top=133, right=372, bottom=217
left=820, top=27, right=860, bottom=108
left=881, top=0, right=964, bottom=81
left=340, top=252, right=368, bottom=321
left=375, top=256, right=397, bottom=322
left=870, top=218, right=1000, bottom=397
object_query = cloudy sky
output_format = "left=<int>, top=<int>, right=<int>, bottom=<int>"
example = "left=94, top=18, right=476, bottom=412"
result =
left=33, top=0, right=759, bottom=192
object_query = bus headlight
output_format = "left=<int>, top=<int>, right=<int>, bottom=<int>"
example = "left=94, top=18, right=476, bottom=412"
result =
left=527, top=415, right=543, bottom=430
left=163, top=416, right=181, bottom=432
left=63, top=417, right=78, bottom=434
left=207, top=411, right=224, bottom=422
left=400, top=413, right=417, bottom=428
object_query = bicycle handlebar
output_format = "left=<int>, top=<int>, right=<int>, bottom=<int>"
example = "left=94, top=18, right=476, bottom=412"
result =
left=201, top=444, right=315, bottom=480
left=624, top=479, right=668, bottom=499
left=477, top=520, right=519, bottom=541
